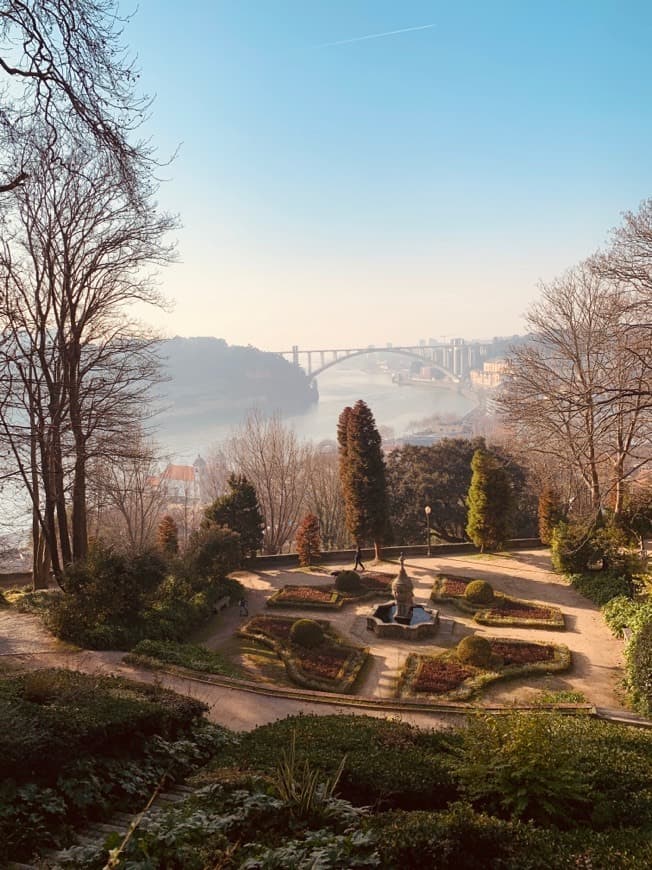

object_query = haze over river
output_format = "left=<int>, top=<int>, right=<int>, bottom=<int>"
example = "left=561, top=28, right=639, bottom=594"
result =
left=161, top=366, right=478, bottom=459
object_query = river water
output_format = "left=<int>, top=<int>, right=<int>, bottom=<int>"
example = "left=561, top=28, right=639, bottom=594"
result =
left=160, top=365, right=477, bottom=458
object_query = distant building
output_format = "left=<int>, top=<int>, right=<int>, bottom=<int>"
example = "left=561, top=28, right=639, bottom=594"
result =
left=151, top=456, right=207, bottom=505
left=470, top=360, right=509, bottom=389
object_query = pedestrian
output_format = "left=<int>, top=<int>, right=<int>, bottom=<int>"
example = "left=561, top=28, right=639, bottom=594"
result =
left=353, top=545, right=365, bottom=572
left=239, top=597, right=248, bottom=617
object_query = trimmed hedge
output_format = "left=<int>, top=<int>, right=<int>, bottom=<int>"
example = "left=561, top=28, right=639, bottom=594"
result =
left=290, top=618, right=324, bottom=648
left=457, top=635, right=492, bottom=667
left=464, top=580, right=494, bottom=605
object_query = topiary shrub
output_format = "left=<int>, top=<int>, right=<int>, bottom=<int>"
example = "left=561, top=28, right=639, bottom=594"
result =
left=464, top=580, right=494, bottom=605
left=290, top=619, right=324, bottom=648
left=457, top=635, right=492, bottom=668
left=334, top=570, right=362, bottom=593
left=627, top=617, right=652, bottom=716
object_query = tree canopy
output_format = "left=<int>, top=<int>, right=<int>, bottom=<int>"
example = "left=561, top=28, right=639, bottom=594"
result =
left=203, top=474, right=264, bottom=559
left=466, top=447, right=514, bottom=552
left=337, top=400, right=389, bottom=559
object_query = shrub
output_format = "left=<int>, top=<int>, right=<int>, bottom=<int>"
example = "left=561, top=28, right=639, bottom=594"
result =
left=568, top=571, right=632, bottom=606
left=186, top=524, right=242, bottom=579
left=551, top=522, right=637, bottom=577
left=334, top=570, right=362, bottom=593
left=452, top=713, right=593, bottom=826
left=290, top=619, right=324, bottom=648
left=457, top=635, right=492, bottom=667
left=603, top=596, right=652, bottom=637
left=219, top=715, right=459, bottom=810
left=464, top=580, right=494, bottom=605
left=627, top=617, right=652, bottom=716
left=126, top=639, right=240, bottom=677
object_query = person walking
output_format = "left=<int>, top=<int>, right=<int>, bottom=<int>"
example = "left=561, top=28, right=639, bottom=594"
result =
left=353, top=545, right=365, bottom=572
left=239, top=597, right=249, bottom=617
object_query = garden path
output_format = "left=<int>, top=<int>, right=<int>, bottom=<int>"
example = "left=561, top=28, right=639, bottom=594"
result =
left=0, top=549, right=633, bottom=731
left=206, top=548, right=628, bottom=710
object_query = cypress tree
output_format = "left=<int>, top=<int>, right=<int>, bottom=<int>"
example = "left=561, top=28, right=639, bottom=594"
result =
left=157, top=514, right=179, bottom=555
left=538, top=486, right=565, bottom=544
left=466, top=447, right=513, bottom=552
left=296, top=513, right=321, bottom=567
left=337, top=400, right=389, bottom=560
left=203, top=474, right=264, bottom=558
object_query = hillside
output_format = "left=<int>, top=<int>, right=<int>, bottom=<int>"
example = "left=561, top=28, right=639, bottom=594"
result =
left=156, top=336, right=317, bottom=439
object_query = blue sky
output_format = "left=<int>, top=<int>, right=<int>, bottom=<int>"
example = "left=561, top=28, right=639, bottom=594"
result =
left=127, top=1, right=652, bottom=349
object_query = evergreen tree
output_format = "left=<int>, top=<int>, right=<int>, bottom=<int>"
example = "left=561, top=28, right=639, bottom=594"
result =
left=296, top=513, right=321, bottom=567
left=538, top=486, right=565, bottom=544
left=337, top=400, right=389, bottom=560
left=466, top=448, right=513, bottom=552
left=157, top=514, right=179, bottom=555
left=203, top=474, right=264, bottom=558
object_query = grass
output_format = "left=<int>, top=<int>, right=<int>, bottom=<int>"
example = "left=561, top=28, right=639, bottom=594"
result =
left=124, top=639, right=242, bottom=678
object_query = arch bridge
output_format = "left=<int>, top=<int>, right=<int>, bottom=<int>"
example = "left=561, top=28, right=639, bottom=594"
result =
left=273, top=341, right=493, bottom=381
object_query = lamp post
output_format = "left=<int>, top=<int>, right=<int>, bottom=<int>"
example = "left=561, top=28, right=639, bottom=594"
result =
left=424, top=505, right=432, bottom=557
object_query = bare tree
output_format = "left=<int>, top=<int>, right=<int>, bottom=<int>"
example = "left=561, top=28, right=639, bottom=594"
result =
left=88, top=436, right=168, bottom=554
left=499, top=264, right=651, bottom=520
left=225, top=411, right=309, bottom=554
left=304, top=445, right=349, bottom=550
left=0, top=1, right=153, bottom=196
left=0, top=141, right=175, bottom=579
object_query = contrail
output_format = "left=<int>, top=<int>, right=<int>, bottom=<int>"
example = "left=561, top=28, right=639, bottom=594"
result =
left=318, top=23, right=435, bottom=48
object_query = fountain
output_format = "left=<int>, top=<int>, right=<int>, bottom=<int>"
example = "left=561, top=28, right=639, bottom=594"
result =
left=366, top=554, right=439, bottom=639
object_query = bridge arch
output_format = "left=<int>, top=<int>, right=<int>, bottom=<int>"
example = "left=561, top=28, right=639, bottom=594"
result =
left=307, top=348, right=459, bottom=382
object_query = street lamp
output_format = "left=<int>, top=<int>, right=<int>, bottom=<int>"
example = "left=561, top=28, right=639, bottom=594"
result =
left=424, top=505, right=432, bottom=557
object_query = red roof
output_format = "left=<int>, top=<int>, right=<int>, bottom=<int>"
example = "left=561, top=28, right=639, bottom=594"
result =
left=162, top=464, right=196, bottom=482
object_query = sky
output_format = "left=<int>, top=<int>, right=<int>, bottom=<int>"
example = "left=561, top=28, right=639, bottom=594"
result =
left=125, top=1, right=652, bottom=351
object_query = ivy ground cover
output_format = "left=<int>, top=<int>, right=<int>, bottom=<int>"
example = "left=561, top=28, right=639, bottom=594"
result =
left=239, top=615, right=368, bottom=692
left=432, top=575, right=565, bottom=629
left=399, top=638, right=571, bottom=701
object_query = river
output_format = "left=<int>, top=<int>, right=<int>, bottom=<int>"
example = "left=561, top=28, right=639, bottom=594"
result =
left=159, top=365, right=478, bottom=459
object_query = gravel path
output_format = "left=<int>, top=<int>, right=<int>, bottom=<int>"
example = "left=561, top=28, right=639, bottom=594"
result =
left=0, top=549, right=633, bottom=731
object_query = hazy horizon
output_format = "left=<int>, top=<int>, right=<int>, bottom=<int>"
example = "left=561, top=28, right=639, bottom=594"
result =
left=127, top=1, right=652, bottom=349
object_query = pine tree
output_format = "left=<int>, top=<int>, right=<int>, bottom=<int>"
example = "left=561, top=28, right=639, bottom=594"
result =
left=466, top=447, right=513, bottom=552
left=337, top=400, right=389, bottom=560
left=538, top=486, right=565, bottom=544
left=203, top=474, right=264, bottom=558
left=296, top=513, right=321, bottom=567
left=157, top=514, right=179, bottom=555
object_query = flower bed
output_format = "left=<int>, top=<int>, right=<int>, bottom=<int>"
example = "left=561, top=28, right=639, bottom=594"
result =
left=431, top=575, right=565, bottom=629
left=267, top=572, right=395, bottom=609
left=239, top=615, right=368, bottom=693
left=267, top=585, right=342, bottom=609
left=398, top=637, right=571, bottom=701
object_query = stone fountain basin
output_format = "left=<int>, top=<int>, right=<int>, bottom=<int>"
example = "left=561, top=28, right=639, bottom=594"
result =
left=366, top=601, right=439, bottom=639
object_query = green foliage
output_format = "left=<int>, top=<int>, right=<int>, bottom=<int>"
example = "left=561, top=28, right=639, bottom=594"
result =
left=219, top=715, right=459, bottom=810
left=551, top=521, right=637, bottom=577
left=452, top=713, right=652, bottom=830
left=44, top=540, right=243, bottom=649
left=273, top=729, right=347, bottom=823
left=334, top=570, right=362, bottom=593
left=126, top=639, right=240, bottom=677
left=0, top=669, right=219, bottom=863
left=603, top=596, right=652, bottom=637
left=157, top=514, right=179, bottom=555
left=627, top=617, right=652, bottom=716
left=290, top=618, right=324, bottom=648
left=387, top=438, right=536, bottom=545
left=456, top=635, right=492, bottom=667
left=537, top=486, right=566, bottom=544
left=465, top=447, right=513, bottom=552
left=203, top=473, right=264, bottom=558
left=452, top=713, right=592, bottom=826
left=186, top=523, right=243, bottom=580
left=338, top=400, right=390, bottom=554
left=464, top=579, right=494, bottom=605
left=568, top=571, right=633, bottom=606
left=296, top=512, right=321, bottom=567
